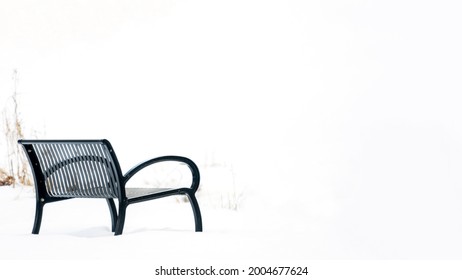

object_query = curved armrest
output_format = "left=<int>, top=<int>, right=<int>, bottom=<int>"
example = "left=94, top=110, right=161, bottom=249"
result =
left=123, top=156, right=200, bottom=193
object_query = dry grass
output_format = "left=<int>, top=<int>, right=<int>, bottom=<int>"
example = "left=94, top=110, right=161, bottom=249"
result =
left=0, top=168, right=15, bottom=186
left=1, top=69, right=33, bottom=186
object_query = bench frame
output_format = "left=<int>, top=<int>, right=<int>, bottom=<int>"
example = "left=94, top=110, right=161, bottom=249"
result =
left=18, top=139, right=202, bottom=235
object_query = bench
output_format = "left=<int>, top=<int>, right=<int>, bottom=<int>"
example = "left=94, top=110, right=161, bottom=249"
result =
left=18, top=139, right=202, bottom=235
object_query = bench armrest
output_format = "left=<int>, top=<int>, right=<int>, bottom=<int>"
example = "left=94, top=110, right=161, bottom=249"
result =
left=123, top=156, right=200, bottom=193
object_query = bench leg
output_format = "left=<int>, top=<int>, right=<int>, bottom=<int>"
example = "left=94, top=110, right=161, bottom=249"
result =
left=106, top=198, right=117, bottom=232
left=114, top=201, right=127, bottom=236
left=186, top=192, right=202, bottom=232
left=32, top=200, right=44, bottom=234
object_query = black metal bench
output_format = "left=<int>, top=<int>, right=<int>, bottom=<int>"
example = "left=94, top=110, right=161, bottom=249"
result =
left=18, top=139, right=202, bottom=235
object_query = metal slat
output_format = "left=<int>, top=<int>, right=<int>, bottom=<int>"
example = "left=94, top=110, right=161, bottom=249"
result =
left=70, top=144, right=87, bottom=197
left=54, top=143, right=68, bottom=196
left=49, top=144, right=65, bottom=196
left=57, top=144, right=72, bottom=196
left=82, top=143, right=99, bottom=197
left=75, top=144, right=91, bottom=197
left=65, top=143, right=82, bottom=197
left=62, top=144, right=80, bottom=196
left=75, top=144, right=89, bottom=197
left=89, top=143, right=110, bottom=197
left=85, top=144, right=100, bottom=196
left=101, top=143, right=118, bottom=198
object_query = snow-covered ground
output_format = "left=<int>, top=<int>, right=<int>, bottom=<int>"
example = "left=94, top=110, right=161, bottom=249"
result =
left=2, top=1, right=462, bottom=277
left=0, top=184, right=312, bottom=260
left=1, top=184, right=462, bottom=279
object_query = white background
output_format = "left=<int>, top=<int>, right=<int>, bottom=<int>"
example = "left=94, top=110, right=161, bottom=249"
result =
left=1, top=0, right=462, bottom=263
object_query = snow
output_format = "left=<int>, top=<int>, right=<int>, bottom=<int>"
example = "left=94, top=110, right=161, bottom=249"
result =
left=0, top=185, right=315, bottom=260
left=1, top=0, right=462, bottom=277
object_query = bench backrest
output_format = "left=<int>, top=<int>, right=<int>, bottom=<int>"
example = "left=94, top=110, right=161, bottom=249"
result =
left=18, top=140, right=123, bottom=199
